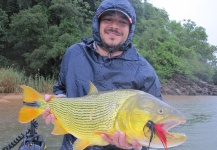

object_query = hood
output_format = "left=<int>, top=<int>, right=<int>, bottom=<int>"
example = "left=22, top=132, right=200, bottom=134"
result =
left=92, top=0, right=136, bottom=51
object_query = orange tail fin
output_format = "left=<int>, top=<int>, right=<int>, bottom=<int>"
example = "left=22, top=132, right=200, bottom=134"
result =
left=18, top=85, right=45, bottom=123
left=21, top=85, right=43, bottom=103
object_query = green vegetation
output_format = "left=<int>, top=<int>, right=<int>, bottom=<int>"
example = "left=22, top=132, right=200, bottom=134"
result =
left=0, top=68, right=55, bottom=93
left=0, top=0, right=217, bottom=93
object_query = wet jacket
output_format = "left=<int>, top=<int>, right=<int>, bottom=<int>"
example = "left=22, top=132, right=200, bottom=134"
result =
left=53, top=0, right=162, bottom=149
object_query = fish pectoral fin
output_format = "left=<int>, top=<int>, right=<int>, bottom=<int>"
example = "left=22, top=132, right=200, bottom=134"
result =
left=51, top=119, right=68, bottom=135
left=73, top=139, right=90, bottom=150
left=90, top=136, right=109, bottom=146
left=18, top=106, right=41, bottom=123
left=93, top=131, right=113, bottom=139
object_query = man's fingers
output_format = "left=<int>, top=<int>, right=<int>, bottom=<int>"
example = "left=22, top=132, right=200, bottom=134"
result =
left=42, top=107, right=51, bottom=119
left=44, top=94, right=66, bottom=102
left=132, top=140, right=142, bottom=150
left=50, top=114, right=55, bottom=123
left=45, top=114, right=51, bottom=125
left=45, top=114, right=55, bottom=125
left=44, top=94, right=53, bottom=101
left=118, top=132, right=132, bottom=149
left=56, top=94, right=67, bottom=98
left=42, top=107, right=55, bottom=125
left=101, top=134, right=113, bottom=144
left=112, top=132, right=120, bottom=146
left=102, top=132, right=133, bottom=149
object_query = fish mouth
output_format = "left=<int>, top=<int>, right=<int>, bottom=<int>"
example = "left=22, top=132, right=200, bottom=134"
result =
left=144, top=118, right=187, bottom=148
left=157, top=118, right=187, bottom=146
left=158, top=118, right=187, bottom=138
left=144, top=117, right=186, bottom=135
left=160, top=118, right=186, bottom=132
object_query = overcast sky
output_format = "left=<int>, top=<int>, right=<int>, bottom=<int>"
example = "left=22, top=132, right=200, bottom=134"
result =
left=148, top=0, right=217, bottom=46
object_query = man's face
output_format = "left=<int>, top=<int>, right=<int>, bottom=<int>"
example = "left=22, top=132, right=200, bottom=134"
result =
left=99, top=11, right=130, bottom=50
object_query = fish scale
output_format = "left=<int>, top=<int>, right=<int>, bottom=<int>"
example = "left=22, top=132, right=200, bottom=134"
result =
left=47, top=90, right=137, bottom=136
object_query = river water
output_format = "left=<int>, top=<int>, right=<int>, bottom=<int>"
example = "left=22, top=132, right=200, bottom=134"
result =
left=164, top=95, right=217, bottom=150
left=0, top=94, right=217, bottom=149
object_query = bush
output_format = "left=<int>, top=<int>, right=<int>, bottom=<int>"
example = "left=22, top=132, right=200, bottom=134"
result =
left=0, top=68, right=56, bottom=93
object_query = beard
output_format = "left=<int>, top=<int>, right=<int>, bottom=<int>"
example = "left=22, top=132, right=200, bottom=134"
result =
left=101, top=28, right=124, bottom=53
left=101, top=41, right=122, bottom=53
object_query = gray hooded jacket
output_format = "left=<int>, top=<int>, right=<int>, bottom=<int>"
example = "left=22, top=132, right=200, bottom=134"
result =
left=53, top=0, right=162, bottom=149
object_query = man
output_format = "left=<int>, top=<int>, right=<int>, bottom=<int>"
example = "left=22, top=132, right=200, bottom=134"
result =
left=43, top=0, right=162, bottom=149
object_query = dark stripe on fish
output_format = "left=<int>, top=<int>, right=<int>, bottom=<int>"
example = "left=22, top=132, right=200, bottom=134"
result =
left=23, top=101, right=40, bottom=107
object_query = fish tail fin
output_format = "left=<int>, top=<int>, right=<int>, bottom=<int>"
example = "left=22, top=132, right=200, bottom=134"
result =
left=18, top=106, right=42, bottom=123
left=21, top=85, right=44, bottom=103
left=18, top=85, right=45, bottom=123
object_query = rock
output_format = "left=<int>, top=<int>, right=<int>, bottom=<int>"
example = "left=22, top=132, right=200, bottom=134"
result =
left=175, top=88, right=182, bottom=95
left=161, top=74, right=217, bottom=96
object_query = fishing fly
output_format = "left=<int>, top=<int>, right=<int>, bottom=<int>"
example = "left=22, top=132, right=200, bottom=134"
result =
left=144, top=120, right=156, bottom=149
left=144, top=120, right=173, bottom=150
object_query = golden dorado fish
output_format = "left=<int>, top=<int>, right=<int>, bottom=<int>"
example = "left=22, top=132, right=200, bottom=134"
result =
left=18, top=83, right=186, bottom=149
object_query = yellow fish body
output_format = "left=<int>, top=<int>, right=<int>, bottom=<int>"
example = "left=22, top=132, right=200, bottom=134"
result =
left=18, top=83, right=186, bottom=149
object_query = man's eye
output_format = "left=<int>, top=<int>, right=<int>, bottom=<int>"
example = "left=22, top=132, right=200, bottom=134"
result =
left=119, top=20, right=128, bottom=25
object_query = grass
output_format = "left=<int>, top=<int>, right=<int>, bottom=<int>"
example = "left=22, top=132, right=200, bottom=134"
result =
left=0, top=68, right=56, bottom=93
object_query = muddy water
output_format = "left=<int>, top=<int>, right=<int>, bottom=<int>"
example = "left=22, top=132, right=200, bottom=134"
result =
left=1, top=94, right=217, bottom=149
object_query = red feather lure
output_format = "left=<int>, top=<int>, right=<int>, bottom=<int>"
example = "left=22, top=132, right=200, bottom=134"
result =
left=154, top=123, right=173, bottom=150
left=145, top=120, right=173, bottom=150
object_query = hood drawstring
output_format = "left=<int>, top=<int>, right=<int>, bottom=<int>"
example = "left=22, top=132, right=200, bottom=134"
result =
left=108, top=51, right=113, bottom=59
left=106, top=51, right=114, bottom=65
left=94, top=42, right=113, bottom=64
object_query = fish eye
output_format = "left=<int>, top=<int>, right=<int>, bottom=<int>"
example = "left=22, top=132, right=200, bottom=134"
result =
left=158, top=109, right=163, bottom=114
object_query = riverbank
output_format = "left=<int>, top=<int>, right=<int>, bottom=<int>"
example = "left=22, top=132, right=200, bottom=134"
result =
left=162, top=74, right=217, bottom=95
left=1, top=73, right=217, bottom=97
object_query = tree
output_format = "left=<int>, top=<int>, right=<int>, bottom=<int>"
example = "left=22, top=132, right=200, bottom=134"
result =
left=0, top=9, right=8, bottom=52
left=1, top=0, right=217, bottom=83
left=19, top=0, right=93, bottom=76
left=165, top=19, right=217, bottom=82
left=7, top=5, right=48, bottom=70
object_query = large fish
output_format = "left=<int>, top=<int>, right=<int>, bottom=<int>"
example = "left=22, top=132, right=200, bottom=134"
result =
left=18, top=83, right=186, bottom=150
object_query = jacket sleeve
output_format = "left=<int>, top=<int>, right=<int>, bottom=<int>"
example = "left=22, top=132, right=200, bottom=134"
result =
left=53, top=49, right=70, bottom=96
left=53, top=72, right=66, bottom=96
left=137, top=62, right=163, bottom=100
left=144, top=74, right=162, bottom=100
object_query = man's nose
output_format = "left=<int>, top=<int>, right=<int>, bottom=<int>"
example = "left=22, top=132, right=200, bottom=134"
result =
left=111, top=19, right=120, bottom=27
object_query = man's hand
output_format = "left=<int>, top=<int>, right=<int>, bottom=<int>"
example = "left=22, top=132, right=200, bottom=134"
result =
left=42, top=94, right=55, bottom=124
left=42, top=94, right=66, bottom=124
left=101, top=132, right=142, bottom=150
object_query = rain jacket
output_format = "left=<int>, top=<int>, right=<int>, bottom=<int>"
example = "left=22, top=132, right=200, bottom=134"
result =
left=53, top=0, right=162, bottom=149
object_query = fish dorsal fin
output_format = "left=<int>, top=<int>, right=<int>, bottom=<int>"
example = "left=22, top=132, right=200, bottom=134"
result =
left=88, top=82, right=98, bottom=95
